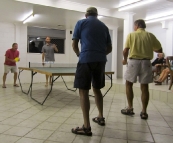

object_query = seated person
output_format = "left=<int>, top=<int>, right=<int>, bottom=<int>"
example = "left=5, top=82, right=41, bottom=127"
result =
left=152, top=53, right=165, bottom=72
left=154, top=60, right=173, bottom=85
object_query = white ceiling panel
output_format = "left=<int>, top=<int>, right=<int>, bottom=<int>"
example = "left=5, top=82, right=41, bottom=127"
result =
left=0, top=0, right=173, bottom=32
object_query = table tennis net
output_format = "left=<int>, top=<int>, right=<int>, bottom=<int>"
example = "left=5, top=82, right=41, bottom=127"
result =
left=29, top=62, right=77, bottom=68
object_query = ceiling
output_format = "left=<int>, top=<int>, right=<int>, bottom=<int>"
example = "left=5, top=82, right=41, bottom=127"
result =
left=0, top=0, right=173, bottom=31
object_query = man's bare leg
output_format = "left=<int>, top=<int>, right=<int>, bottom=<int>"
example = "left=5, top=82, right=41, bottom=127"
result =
left=45, top=75, right=49, bottom=87
left=92, top=88, right=105, bottom=125
left=141, top=84, right=149, bottom=113
left=159, top=69, right=170, bottom=82
left=126, top=80, right=134, bottom=108
left=121, top=80, right=135, bottom=115
left=14, top=72, right=18, bottom=85
left=93, top=88, right=103, bottom=118
left=3, top=73, right=7, bottom=87
left=79, top=89, right=90, bottom=128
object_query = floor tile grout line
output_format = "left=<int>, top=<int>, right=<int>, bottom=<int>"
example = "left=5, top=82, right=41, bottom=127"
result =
left=125, top=92, right=129, bottom=143
left=1, top=93, right=66, bottom=142
left=98, top=92, right=114, bottom=143
left=150, top=99, right=173, bottom=133
left=136, top=96, right=156, bottom=143
left=0, top=82, right=172, bottom=142
left=48, top=100, right=80, bottom=143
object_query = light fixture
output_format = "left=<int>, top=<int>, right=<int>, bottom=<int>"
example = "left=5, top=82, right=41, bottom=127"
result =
left=145, top=15, right=173, bottom=24
left=37, top=37, right=40, bottom=39
left=118, top=0, right=141, bottom=7
left=145, top=11, right=173, bottom=20
left=118, top=0, right=156, bottom=11
left=98, top=16, right=103, bottom=19
left=23, top=13, right=34, bottom=24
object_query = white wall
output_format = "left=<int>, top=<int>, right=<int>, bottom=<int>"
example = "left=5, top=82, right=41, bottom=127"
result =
left=0, top=22, right=79, bottom=84
left=0, top=22, right=23, bottom=84
left=146, top=24, right=167, bottom=60
left=117, top=31, right=123, bottom=78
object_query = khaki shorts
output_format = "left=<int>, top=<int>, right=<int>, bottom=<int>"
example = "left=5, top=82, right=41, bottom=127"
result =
left=4, top=65, right=17, bottom=73
left=44, top=61, right=54, bottom=67
left=125, top=59, right=153, bottom=84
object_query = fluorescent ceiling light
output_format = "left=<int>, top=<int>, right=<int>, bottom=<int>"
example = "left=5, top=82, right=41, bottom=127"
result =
left=37, top=37, right=40, bottom=39
left=145, top=15, right=173, bottom=23
left=118, top=0, right=156, bottom=11
left=98, top=16, right=103, bottom=19
left=146, top=11, right=173, bottom=20
left=23, top=13, right=34, bottom=24
left=118, top=0, right=141, bottom=7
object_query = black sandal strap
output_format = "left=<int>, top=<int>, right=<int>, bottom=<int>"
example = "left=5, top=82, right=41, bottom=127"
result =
left=140, top=112, right=148, bottom=119
left=71, top=125, right=92, bottom=136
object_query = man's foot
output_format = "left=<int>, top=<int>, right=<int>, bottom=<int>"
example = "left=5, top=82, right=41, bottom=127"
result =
left=92, top=117, right=105, bottom=126
left=71, top=125, right=92, bottom=136
left=155, top=82, right=162, bottom=85
left=2, top=85, right=6, bottom=88
left=13, top=84, right=19, bottom=87
left=121, top=107, right=135, bottom=115
left=154, top=80, right=161, bottom=83
left=140, top=112, right=148, bottom=120
left=45, top=83, right=48, bottom=87
left=49, top=82, right=53, bottom=86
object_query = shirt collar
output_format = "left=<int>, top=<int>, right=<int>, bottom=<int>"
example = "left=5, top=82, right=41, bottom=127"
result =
left=87, top=16, right=97, bottom=19
left=46, top=43, right=51, bottom=46
left=137, top=28, right=145, bottom=31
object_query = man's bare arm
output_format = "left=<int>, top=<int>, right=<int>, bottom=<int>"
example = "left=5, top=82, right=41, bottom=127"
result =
left=123, top=48, right=130, bottom=61
left=5, top=56, right=15, bottom=62
left=154, top=48, right=163, bottom=53
left=42, top=52, right=45, bottom=62
left=53, top=44, right=58, bottom=52
left=106, top=44, right=112, bottom=55
left=72, top=39, right=80, bottom=56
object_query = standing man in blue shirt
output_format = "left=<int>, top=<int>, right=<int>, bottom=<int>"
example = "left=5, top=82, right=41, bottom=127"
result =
left=71, top=7, right=112, bottom=136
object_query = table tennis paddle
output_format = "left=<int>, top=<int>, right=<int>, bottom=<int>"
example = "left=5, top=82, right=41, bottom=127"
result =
left=14, top=57, right=19, bottom=62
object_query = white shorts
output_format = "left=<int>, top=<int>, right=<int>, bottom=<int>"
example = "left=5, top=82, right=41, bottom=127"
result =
left=124, top=59, right=153, bottom=84
left=4, top=65, right=17, bottom=73
left=44, top=61, right=54, bottom=67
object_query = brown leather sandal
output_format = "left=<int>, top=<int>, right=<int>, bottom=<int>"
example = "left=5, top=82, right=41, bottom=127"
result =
left=140, top=112, right=148, bottom=120
left=71, top=125, right=92, bottom=136
left=13, top=84, right=19, bottom=87
left=92, top=117, right=105, bottom=126
left=121, top=107, right=135, bottom=115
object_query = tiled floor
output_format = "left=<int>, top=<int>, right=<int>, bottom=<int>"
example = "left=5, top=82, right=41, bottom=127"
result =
left=0, top=82, right=173, bottom=143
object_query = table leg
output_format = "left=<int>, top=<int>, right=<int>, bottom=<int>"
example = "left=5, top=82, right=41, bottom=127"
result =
left=18, top=69, right=31, bottom=95
left=103, top=74, right=113, bottom=97
left=61, top=76, right=77, bottom=92
left=89, top=74, right=113, bottom=98
left=30, top=75, right=60, bottom=105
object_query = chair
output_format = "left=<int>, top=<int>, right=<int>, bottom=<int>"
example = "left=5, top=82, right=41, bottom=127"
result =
left=166, top=56, right=173, bottom=90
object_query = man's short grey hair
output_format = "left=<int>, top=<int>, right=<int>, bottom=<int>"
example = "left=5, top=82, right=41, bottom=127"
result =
left=134, top=19, right=146, bottom=29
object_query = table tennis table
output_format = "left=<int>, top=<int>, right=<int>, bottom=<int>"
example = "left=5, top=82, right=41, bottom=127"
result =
left=18, top=63, right=114, bottom=105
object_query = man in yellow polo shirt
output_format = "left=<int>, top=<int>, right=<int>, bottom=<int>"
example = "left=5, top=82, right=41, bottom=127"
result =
left=121, top=19, right=163, bottom=119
